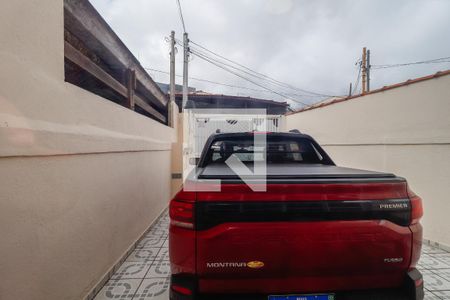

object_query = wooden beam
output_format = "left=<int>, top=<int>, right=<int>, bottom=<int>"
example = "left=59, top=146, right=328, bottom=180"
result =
left=64, top=0, right=168, bottom=109
left=126, top=68, right=136, bottom=110
left=65, top=41, right=127, bottom=97
left=64, top=41, right=166, bottom=123
left=135, top=95, right=166, bottom=123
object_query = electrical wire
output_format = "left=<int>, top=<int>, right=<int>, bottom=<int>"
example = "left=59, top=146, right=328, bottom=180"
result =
left=189, top=46, right=326, bottom=98
left=175, top=0, right=186, bottom=33
left=145, top=67, right=328, bottom=102
left=189, top=40, right=300, bottom=91
left=372, top=56, right=450, bottom=69
left=176, top=39, right=334, bottom=100
left=170, top=38, right=340, bottom=106
left=352, top=63, right=362, bottom=95
left=144, top=67, right=276, bottom=93
left=175, top=39, right=318, bottom=98
left=190, top=50, right=312, bottom=106
left=189, top=41, right=334, bottom=97
left=183, top=39, right=336, bottom=98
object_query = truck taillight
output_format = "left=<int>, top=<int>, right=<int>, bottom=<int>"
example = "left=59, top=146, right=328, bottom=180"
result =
left=408, top=188, right=423, bottom=224
left=171, top=284, right=193, bottom=296
left=170, top=190, right=195, bottom=229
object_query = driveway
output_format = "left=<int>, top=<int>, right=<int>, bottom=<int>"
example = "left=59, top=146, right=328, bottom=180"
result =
left=93, top=211, right=450, bottom=300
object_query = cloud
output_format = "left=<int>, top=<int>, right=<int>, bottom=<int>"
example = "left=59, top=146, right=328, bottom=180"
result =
left=90, top=0, right=450, bottom=107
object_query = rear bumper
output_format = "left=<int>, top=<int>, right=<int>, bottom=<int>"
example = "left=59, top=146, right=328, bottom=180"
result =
left=170, top=269, right=424, bottom=300
left=405, top=268, right=425, bottom=300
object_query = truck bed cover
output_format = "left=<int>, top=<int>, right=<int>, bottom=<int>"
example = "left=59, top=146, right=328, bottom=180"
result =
left=198, top=163, right=398, bottom=180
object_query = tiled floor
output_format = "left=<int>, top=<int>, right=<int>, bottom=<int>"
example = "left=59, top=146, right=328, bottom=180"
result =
left=93, top=212, right=170, bottom=300
left=93, top=211, right=450, bottom=300
left=420, top=244, right=450, bottom=299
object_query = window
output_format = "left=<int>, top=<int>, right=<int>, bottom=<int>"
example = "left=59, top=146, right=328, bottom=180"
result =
left=204, top=136, right=326, bottom=165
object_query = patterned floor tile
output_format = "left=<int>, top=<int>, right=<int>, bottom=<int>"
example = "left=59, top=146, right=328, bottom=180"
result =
left=126, top=248, right=160, bottom=262
left=136, top=237, right=165, bottom=248
left=111, top=262, right=152, bottom=279
left=431, top=290, right=450, bottom=299
left=155, top=248, right=169, bottom=261
left=422, top=269, right=450, bottom=291
left=420, top=254, right=450, bottom=270
left=147, top=228, right=168, bottom=237
left=425, top=291, right=442, bottom=300
left=145, top=260, right=170, bottom=278
left=432, top=268, right=450, bottom=279
left=94, top=279, right=141, bottom=300
left=433, top=253, right=450, bottom=265
left=133, top=277, right=170, bottom=300
left=423, top=244, right=448, bottom=255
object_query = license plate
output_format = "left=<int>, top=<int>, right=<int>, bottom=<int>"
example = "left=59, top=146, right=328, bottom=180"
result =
left=268, top=294, right=335, bottom=300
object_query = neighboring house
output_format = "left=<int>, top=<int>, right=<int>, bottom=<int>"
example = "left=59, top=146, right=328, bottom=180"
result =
left=173, top=92, right=290, bottom=159
left=174, top=92, right=289, bottom=115
left=156, top=82, right=196, bottom=94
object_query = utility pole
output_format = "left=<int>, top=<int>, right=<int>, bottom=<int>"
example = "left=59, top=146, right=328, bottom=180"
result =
left=169, top=31, right=176, bottom=103
left=366, top=49, right=371, bottom=92
left=167, top=31, right=176, bottom=127
left=182, top=32, right=189, bottom=109
left=361, top=47, right=367, bottom=94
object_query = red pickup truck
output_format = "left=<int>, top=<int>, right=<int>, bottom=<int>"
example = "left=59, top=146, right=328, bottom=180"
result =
left=169, top=132, right=424, bottom=300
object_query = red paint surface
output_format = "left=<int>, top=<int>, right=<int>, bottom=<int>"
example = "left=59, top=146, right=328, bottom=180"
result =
left=169, top=182, right=423, bottom=295
left=196, top=182, right=408, bottom=201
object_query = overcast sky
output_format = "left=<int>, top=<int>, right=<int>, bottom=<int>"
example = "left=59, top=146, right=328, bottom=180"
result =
left=90, top=0, right=450, bottom=108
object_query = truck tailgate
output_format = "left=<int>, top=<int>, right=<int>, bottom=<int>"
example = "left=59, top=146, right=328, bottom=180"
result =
left=195, top=181, right=412, bottom=294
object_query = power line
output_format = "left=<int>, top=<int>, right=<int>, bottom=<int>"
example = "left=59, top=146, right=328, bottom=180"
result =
left=145, top=67, right=328, bottom=100
left=189, top=47, right=330, bottom=98
left=175, top=38, right=298, bottom=96
left=169, top=38, right=337, bottom=106
left=190, top=50, right=312, bottom=106
left=372, top=56, right=450, bottom=69
left=189, top=40, right=292, bottom=89
left=189, top=40, right=334, bottom=97
left=189, top=46, right=320, bottom=98
left=352, top=67, right=361, bottom=95
left=185, top=39, right=336, bottom=97
left=352, top=61, right=362, bottom=95
left=176, top=39, right=333, bottom=99
left=175, top=0, right=186, bottom=33
left=188, top=44, right=281, bottom=85
left=145, top=67, right=274, bottom=93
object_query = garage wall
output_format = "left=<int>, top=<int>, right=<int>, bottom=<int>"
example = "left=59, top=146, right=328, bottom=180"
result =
left=0, top=1, right=175, bottom=299
left=285, top=73, right=450, bottom=249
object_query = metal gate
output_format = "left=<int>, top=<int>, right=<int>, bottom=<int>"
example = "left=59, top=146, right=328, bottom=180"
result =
left=190, top=113, right=282, bottom=158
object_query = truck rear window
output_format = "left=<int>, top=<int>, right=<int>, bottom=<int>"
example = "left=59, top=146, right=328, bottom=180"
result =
left=203, top=135, right=327, bottom=165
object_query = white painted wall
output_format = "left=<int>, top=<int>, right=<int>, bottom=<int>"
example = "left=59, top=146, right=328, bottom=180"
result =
left=0, top=1, right=175, bottom=299
left=285, top=74, right=450, bottom=248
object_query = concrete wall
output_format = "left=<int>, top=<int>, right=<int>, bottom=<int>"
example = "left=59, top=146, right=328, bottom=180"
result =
left=285, top=74, right=450, bottom=248
left=0, top=1, right=175, bottom=299
left=171, top=108, right=184, bottom=197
